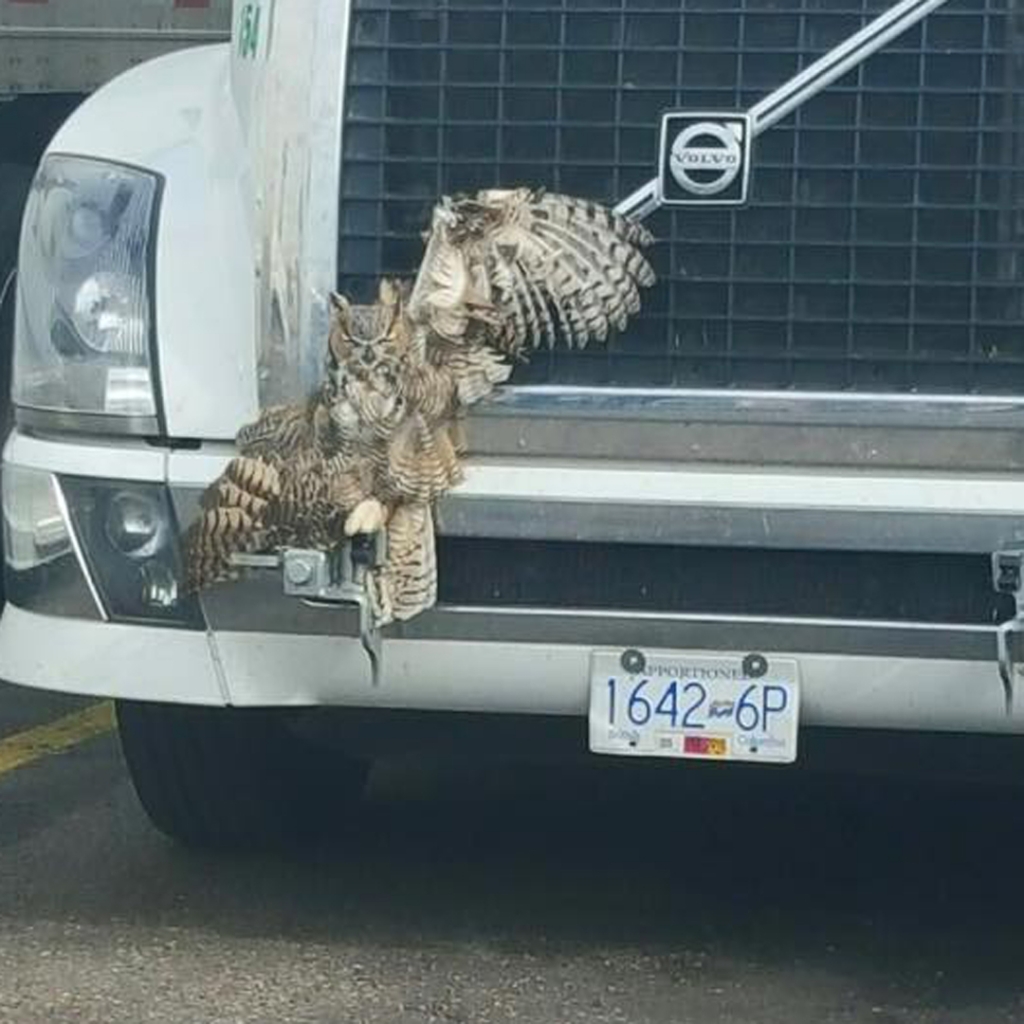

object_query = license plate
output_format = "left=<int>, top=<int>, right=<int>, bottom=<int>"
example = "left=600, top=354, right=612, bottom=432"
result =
left=588, top=649, right=800, bottom=764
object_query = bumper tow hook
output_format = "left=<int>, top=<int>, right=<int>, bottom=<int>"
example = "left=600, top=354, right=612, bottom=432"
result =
left=232, top=537, right=386, bottom=687
left=348, top=535, right=383, bottom=687
left=992, top=549, right=1024, bottom=715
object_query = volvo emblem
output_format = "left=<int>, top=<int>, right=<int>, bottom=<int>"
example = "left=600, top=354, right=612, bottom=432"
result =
left=659, top=112, right=752, bottom=206
left=670, top=123, right=742, bottom=195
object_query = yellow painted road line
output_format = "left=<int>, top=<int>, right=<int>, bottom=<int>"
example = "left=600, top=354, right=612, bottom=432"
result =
left=0, top=701, right=115, bottom=777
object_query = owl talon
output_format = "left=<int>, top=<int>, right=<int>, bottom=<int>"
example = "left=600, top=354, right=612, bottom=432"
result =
left=345, top=498, right=387, bottom=536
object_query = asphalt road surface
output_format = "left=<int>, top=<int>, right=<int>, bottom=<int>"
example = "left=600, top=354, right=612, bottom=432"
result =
left=3, top=682, right=1024, bottom=1024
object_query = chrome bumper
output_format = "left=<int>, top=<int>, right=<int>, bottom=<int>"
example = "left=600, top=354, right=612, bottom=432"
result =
left=4, top=429, right=1024, bottom=732
left=4, top=603, right=1024, bottom=734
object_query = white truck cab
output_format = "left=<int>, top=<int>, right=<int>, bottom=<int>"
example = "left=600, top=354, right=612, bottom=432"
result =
left=5, top=0, right=1024, bottom=845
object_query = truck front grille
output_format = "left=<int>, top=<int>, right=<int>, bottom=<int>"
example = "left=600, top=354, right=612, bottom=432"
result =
left=338, top=0, right=1024, bottom=395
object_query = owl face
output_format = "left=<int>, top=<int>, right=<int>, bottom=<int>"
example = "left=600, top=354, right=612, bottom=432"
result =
left=325, top=282, right=410, bottom=434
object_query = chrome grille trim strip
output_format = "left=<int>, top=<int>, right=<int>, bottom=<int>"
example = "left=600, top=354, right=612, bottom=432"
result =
left=395, top=607, right=998, bottom=662
left=494, top=386, right=1024, bottom=417
left=198, top=582, right=1002, bottom=661
left=469, top=390, right=1024, bottom=468
left=169, top=454, right=1024, bottom=553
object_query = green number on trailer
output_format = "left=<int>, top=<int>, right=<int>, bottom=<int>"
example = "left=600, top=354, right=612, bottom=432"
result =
left=239, top=2, right=261, bottom=59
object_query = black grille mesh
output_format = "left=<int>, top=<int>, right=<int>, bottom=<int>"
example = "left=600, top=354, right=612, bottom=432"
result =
left=436, top=538, right=1014, bottom=623
left=338, top=0, right=1024, bottom=394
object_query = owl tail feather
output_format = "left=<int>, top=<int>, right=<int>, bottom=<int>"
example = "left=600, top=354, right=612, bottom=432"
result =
left=368, top=502, right=437, bottom=625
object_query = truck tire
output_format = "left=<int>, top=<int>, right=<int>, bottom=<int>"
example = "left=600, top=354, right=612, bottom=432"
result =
left=115, top=700, right=369, bottom=849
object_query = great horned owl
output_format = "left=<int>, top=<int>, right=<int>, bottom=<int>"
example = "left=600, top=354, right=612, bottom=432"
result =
left=187, top=187, right=655, bottom=625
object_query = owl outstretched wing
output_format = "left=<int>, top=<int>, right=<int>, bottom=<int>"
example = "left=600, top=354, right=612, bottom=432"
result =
left=406, top=188, right=656, bottom=383
left=186, top=449, right=373, bottom=590
left=185, top=455, right=280, bottom=590
left=185, top=383, right=371, bottom=589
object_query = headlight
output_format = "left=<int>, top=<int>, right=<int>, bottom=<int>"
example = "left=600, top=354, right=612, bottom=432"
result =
left=13, top=156, right=160, bottom=430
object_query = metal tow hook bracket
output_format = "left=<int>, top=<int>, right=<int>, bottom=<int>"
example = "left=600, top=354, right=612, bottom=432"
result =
left=347, top=535, right=383, bottom=687
left=233, top=535, right=386, bottom=686
left=281, top=539, right=385, bottom=687
left=991, top=549, right=1024, bottom=715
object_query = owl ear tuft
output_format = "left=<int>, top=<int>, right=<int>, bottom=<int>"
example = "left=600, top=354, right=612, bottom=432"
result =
left=328, top=293, right=351, bottom=361
left=378, top=278, right=405, bottom=336
left=378, top=279, right=400, bottom=307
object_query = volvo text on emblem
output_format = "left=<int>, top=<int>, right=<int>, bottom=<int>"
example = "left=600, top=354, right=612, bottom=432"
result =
left=659, top=112, right=752, bottom=206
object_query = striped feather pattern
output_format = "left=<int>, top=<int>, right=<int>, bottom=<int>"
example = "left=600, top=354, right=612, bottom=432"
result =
left=368, top=502, right=437, bottom=624
left=408, top=186, right=655, bottom=368
left=187, top=186, right=655, bottom=630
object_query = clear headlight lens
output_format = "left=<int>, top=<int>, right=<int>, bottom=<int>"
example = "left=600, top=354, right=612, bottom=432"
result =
left=13, top=156, right=159, bottom=424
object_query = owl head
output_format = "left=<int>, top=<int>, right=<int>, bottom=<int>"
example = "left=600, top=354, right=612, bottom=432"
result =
left=324, top=279, right=411, bottom=433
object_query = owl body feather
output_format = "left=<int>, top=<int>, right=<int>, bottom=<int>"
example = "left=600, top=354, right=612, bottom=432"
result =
left=187, top=188, right=655, bottom=624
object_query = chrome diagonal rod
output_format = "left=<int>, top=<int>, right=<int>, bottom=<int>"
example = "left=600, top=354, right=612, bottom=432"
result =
left=615, top=0, right=955, bottom=221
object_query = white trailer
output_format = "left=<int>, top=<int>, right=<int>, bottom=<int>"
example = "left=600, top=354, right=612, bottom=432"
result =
left=0, top=0, right=231, bottom=95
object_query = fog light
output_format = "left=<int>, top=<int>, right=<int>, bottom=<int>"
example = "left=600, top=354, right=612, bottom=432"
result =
left=104, top=490, right=165, bottom=559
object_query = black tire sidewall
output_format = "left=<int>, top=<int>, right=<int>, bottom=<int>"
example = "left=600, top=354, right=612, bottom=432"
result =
left=115, top=700, right=369, bottom=850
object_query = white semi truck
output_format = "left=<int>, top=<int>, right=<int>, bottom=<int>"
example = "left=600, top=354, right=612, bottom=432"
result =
left=4, top=0, right=1024, bottom=846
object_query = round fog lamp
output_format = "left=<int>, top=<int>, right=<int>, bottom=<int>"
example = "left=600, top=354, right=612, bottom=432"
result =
left=104, top=490, right=166, bottom=559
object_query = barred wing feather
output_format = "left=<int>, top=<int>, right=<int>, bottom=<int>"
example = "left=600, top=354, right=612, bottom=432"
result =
left=407, top=188, right=656, bottom=359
